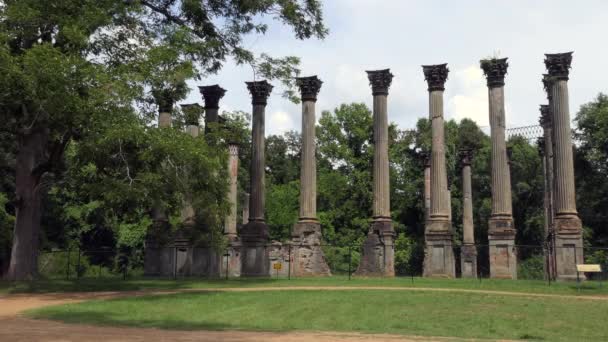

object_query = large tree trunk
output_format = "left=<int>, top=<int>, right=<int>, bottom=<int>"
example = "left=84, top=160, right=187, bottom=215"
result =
left=6, top=128, right=48, bottom=281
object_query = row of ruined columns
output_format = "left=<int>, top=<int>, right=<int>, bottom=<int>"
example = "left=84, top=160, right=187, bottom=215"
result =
left=422, top=52, right=583, bottom=280
left=149, top=53, right=583, bottom=280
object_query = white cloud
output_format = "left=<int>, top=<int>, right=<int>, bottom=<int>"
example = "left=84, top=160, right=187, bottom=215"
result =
left=447, top=65, right=489, bottom=126
left=266, top=110, right=295, bottom=135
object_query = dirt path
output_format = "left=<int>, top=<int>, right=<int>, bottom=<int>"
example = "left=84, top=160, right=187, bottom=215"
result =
left=1, top=285, right=602, bottom=341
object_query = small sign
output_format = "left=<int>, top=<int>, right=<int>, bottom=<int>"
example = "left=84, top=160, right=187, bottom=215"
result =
left=273, top=263, right=282, bottom=270
left=577, top=264, right=602, bottom=273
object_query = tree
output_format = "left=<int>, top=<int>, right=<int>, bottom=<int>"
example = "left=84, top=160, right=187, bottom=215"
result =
left=574, top=93, right=608, bottom=246
left=0, top=0, right=327, bottom=280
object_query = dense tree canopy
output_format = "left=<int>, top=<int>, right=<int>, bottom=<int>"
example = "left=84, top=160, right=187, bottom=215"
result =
left=0, top=0, right=327, bottom=280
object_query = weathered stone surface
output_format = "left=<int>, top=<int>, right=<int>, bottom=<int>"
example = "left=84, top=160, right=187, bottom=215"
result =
left=224, top=143, right=239, bottom=240
left=356, top=220, right=395, bottom=277
left=423, top=229, right=455, bottom=278
left=460, top=244, right=477, bottom=278
left=291, top=222, right=331, bottom=277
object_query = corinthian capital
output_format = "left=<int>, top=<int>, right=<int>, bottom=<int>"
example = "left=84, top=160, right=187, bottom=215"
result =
left=366, top=69, right=394, bottom=95
left=544, top=52, right=573, bottom=80
left=480, top=58, right=509, bottom=88
left=296, top=76, right=323, bottom=101
left=199, top=85, right=226, bottom=109
left=422, top=64, right=449, bottom=91
left=246, top=80, right=273, bottom=105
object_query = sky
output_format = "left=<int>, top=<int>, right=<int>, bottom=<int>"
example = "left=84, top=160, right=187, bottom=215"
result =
left=181, top=0, right=608, bottom=136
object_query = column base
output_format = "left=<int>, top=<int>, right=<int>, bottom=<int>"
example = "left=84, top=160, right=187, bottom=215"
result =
left=219, top=240, right=242, bottom=278
left=554, top=215, right=585, bottom=281
left=144, top=220, right=171, bottom=276
left=290, top=220, right=331, bottom=277
left=488, top=216, right=516, bottom=279
left=423, top=223, right=455, bottom=278
left=240, top=220, right=270, bottom=277
left=460, top=244, right=477, bottom=278
left=355, top=219, right=395, bottom=277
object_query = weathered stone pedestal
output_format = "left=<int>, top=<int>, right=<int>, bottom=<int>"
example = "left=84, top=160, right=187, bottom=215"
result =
left=219, top=242, right=242, bottom=278
left=291, top=221, right=331, bottom=276
left=423, top=223, right=455, bottom=278
left=554, top=217, right=584, bottom=281
left=357, top=219, right=395, bottom=276
left=240, top=221, right=270, bottom=277
left=355, top=69, right=395, bottom=277
left=460, top=244, right=477, bottom=278
left=488, top=219, right=517, bottom=279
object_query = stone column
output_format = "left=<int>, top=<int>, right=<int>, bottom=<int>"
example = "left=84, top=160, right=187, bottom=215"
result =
left=224, top=143, right=239, bottom=240
left=144, top=96, right=174, bottom=275
left=199, top=85, right=226, bottom=134
left=480, top=58, right=516, bottom=279
left=422, top=152, right=431, bottom=223
left=179, top=104, right=202, bottom=228
left=421, top=63, right=455, bottom=278
left=242, top=193, right=250, bottom=226
left=539, top=104, right=556, bottom=280
left=544, top=52, right=584, bottom=281
left=356, top=69, right=395, bottom=277
left=459, top=149, right=477, bottom=278
left=291, top=76, right=331, bottom=276
left=241, top=80, right=273, bottom=277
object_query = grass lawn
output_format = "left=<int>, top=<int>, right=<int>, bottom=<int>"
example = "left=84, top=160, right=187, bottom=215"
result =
left=2, top=276, right=607, bottom=296
left=27, top=289, right=608, bottom=341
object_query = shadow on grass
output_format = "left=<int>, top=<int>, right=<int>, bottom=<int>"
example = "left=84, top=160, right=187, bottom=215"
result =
left=0, top=277, right=294, bottom=295
left=28, top=291, right=281, bottom=332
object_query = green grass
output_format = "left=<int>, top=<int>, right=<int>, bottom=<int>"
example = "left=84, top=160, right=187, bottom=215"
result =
left=27, top=289, right=608, bottom=341
left=2, top=276, right=607, bottom=296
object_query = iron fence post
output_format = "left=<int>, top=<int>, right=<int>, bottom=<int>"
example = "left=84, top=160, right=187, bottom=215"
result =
left=348, top=245, right=352, bottom=281
left=66, top=248, right=71, bottom=280
left=76, top=247, right=81, bottom=280
left=288, top=244, right=291, bottom=280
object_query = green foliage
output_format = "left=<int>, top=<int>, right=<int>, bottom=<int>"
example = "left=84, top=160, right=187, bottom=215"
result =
left=265, top=181, right=299, bottom=240
left=394, top=233, right=416, bottom=276
left=517, top=255, right=545, bottom=280
left=0, top=193, right=14, bottom=272
left=575, top=93, right=608, bottom=246
left=322, top=246, right=360, bottom=275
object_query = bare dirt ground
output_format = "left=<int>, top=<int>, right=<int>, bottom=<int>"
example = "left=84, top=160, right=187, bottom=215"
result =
left=2, top=286, right=602, bottom=342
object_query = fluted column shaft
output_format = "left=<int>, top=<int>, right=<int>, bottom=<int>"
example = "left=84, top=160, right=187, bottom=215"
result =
left=242, top=193, right=250, bottom=225
left=540, top=105, right=554, bottom=238
left=429, top=90, right=449, bottom=220
left=462, top=162, right=474, bottom=244
left=224, top=144, right=239, bottom=237
left=373, top=94, right=391, bottom=218
left=250, top=103, right=266, bottom=222
left=423, top=156, right=431, bottom=222
left=551, top=80, right=577, bottom=217
left=299, top=100, right=317, bottom=220
left=488, top=85, right=513, bottom=218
